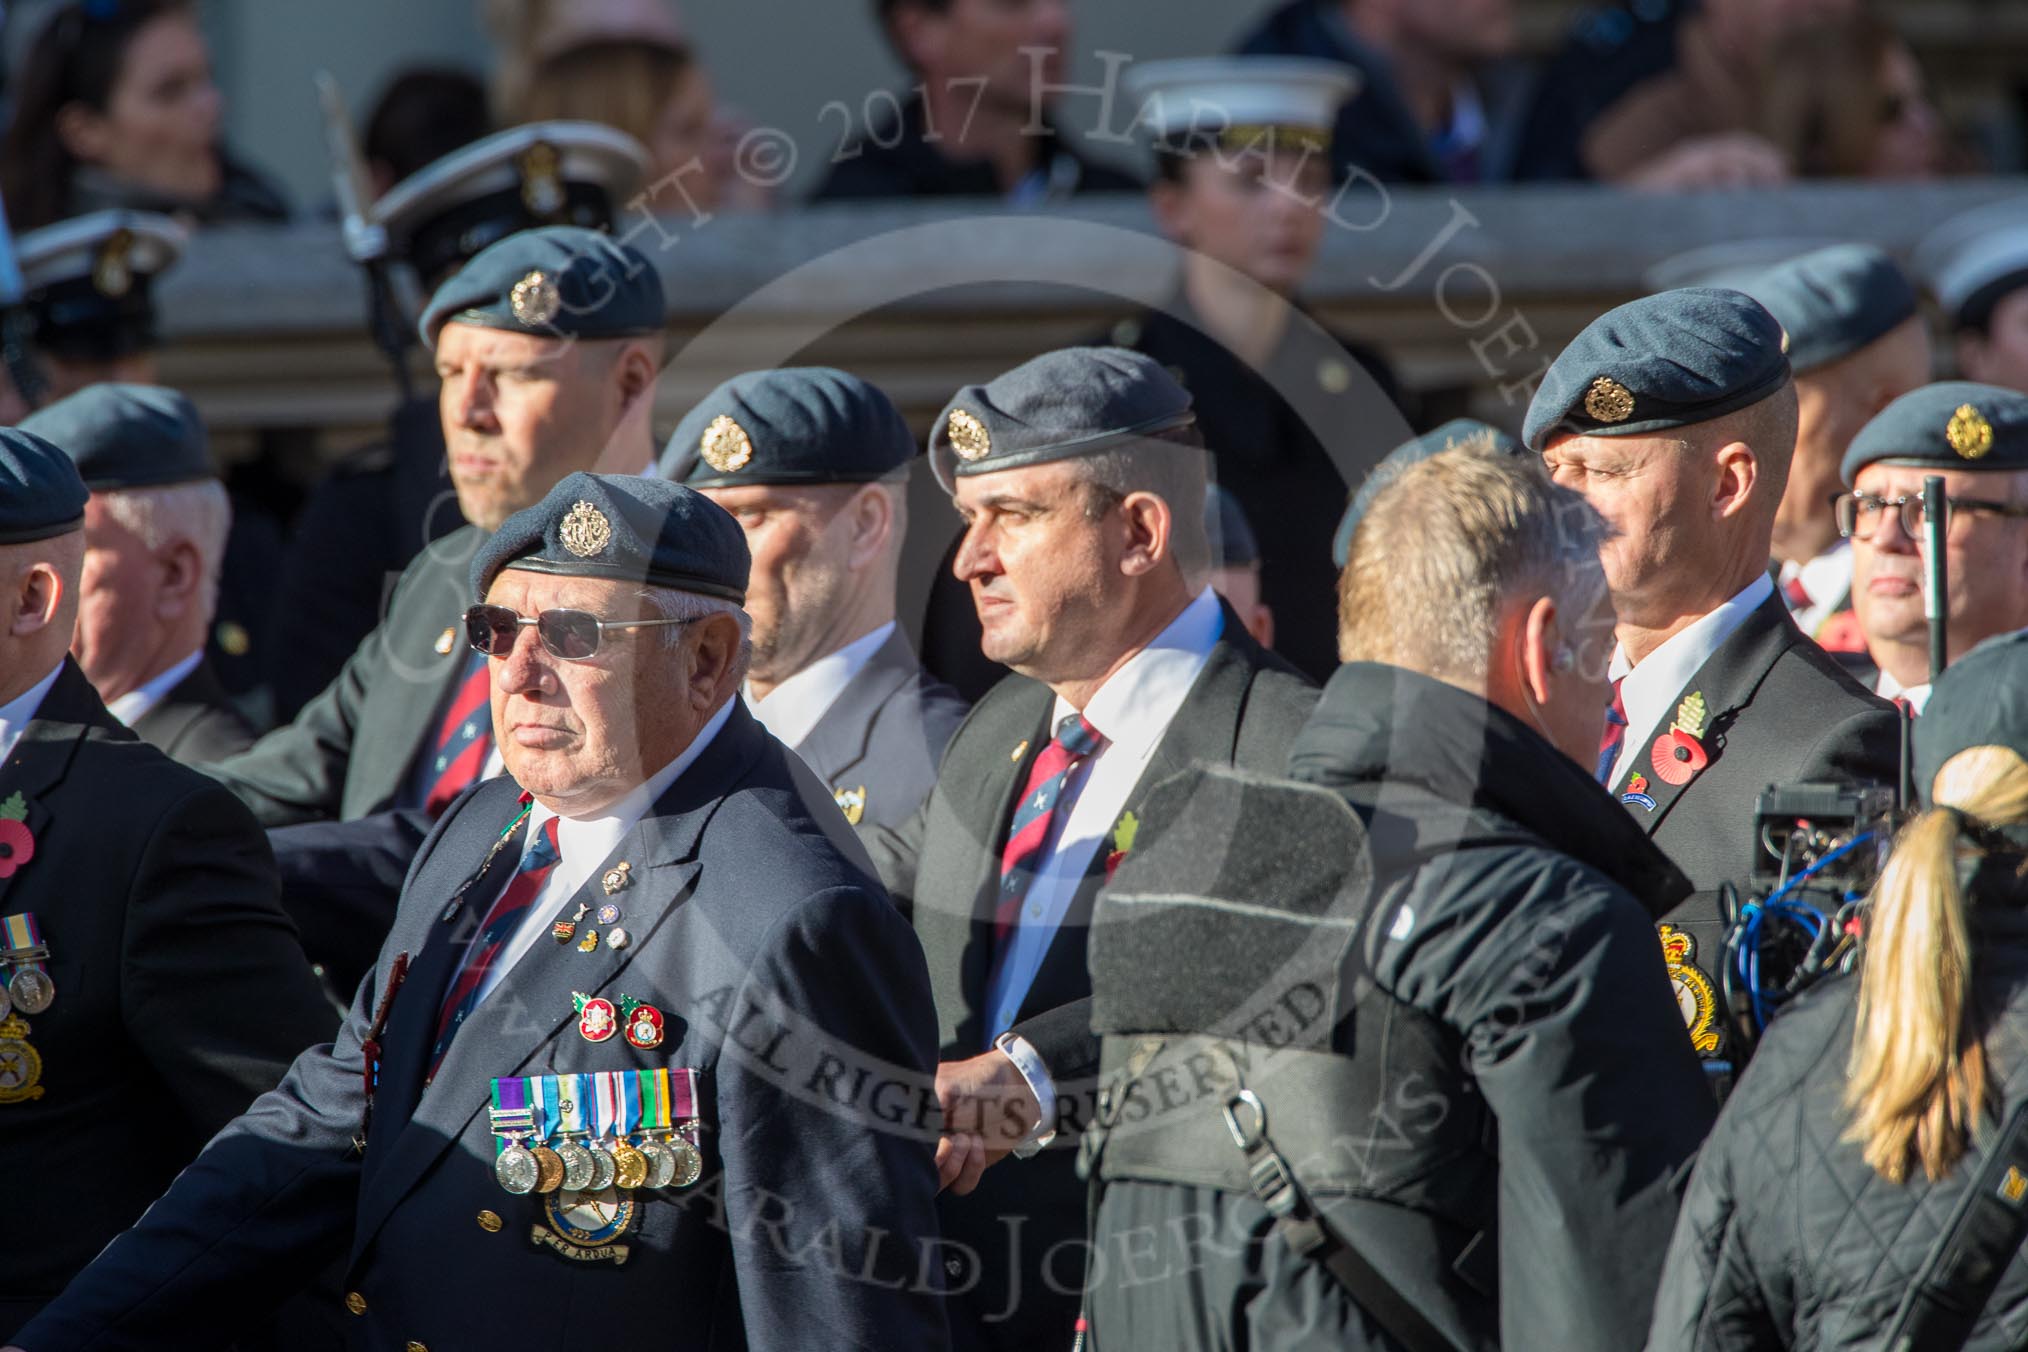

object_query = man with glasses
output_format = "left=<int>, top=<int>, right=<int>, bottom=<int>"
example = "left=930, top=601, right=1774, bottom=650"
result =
left=1531, top=287, right=1899, bottom=1064
left=205, top=225, right=667, bottom=997
left=7, top=473, right=947, bottom=1352
left=1837, top=382, right=2028, bottom=713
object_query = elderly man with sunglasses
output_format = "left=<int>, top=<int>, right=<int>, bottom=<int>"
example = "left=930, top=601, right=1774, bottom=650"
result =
left=7, top=473, right=948, bottom=1352
left=1839, top=381, right=2028, bottom=714
left=203, top=224, right=668, bottom=998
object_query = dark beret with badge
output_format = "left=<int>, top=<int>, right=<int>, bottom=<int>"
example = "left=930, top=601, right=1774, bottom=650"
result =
left=928, top=346, right=1198, bottom=493
left=1914, top=628, right=2028, bottom=798
left=374, top=122, right=648, bottom=291
left=471, top=471, right=749, bottom=602
left=0, top=428, right=91, bottom=545
left=1333, top=418, right=1522, bottom=568
left=665, top=367, right=915, bottom=487
left=1746, top=244, right=1920, bottom=376
left=18, top=383, right=212, bottom=490
left=1840, top=381, right=2028, bottom=485
left=17, top=210, right=185, bottom=362
left=419, top=224, right=664, bottom=347
left=1522, top=287, right=1792, bottom=452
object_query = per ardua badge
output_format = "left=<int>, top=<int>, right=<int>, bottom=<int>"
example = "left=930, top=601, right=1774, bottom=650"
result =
left=1650, top=692, right=1712, bottom=786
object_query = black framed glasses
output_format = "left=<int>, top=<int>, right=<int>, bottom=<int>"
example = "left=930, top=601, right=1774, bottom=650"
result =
left=1832, top=491, right=2028, bottom=541
left=464, top=604, right=693, bottom=661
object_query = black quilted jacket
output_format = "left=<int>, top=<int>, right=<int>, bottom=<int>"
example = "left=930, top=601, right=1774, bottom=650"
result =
left=1647, top=897, right=2028, bottom=1350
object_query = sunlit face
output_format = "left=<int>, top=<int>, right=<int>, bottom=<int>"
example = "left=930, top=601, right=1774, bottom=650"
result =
left=1156, top=148, right=1331, bottom=295
left=904, top=0, right=1073, bottom=112
left=1960, top=291, right=2028, bottom=396
left=482, top=569, right=694, bottom=817
left=71, top=496, right=174, bottom=702
left=1542, top=432, right=1711, bottom=624
left=63, top=12, right=222, bottom=202
left=951, top=460, right=1121, bottom=682
left=1850, top=463, right=2028, bottom=655
left=699, top=483, right=857, bottom=684
left=435, top=324, right=620, bottom=531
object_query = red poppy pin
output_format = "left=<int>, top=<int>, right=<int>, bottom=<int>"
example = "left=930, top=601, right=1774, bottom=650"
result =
left=0, top=792, right=37, bottom=879
left=1649, top=692, right=1711, bottom=786
left=1104, top=812, right=1139, bottom=882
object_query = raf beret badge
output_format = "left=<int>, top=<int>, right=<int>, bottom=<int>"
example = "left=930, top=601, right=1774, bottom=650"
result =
left=1584, top=376, right=1635, bottom=425
left=511, top=270, right=563, bottom=327
left=559, top=501, right=612, bottom=557
left=1948, top=403, right=1995, bottom=460
left=699, top=415, right=754, bottom=473
left=948, top=409, right=992, bottom=461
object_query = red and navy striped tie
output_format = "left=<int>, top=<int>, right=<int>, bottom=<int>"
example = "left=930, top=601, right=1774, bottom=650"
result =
left=423, top=652, right=496, bottom=818
left=1596, top=678, right=1628, bottom=785
left=994, top=713, right=1103, bottom=945
left=427, top=816, right=562, bottom=1078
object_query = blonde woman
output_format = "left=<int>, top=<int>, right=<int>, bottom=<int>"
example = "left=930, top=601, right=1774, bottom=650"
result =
left=1648, top=628, right=2028, bottom=1350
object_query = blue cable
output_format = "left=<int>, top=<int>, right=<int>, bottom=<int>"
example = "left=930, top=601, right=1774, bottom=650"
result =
left=1737, top=832, right=1877, bottom=1027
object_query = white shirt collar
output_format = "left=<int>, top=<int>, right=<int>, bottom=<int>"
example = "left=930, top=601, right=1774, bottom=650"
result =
left=0, top=662, right=66, bottom=763
left=1874, top=666, right=1933, bottom=714
left=744, top=621, right=896, bottom=751
left=106, top=650, right=204, bottom=729
left=1051, top=588, right=1225, bottom=756
left=526, top=695, right=736, bottom=865
left=1608, top=573, right=1773, bottom=783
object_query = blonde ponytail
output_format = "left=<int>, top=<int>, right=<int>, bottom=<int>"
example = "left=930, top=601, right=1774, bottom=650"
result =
left=1846, top=746, right=2028, bottom=1183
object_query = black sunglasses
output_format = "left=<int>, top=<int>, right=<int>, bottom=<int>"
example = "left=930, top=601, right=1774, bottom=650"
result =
left=464, top=604, right=694, bottom=661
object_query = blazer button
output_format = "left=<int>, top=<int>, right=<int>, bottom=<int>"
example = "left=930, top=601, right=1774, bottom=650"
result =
left=477, top=1210, right=503, bottom=1232
left=406, top=1343, right=429, bottom=1352
left=344, top=1292, right=368, bottom=1316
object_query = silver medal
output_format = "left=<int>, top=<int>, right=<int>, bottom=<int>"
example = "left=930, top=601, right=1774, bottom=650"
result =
left=0, top=979, right=10, bottom=1022
left=8, top=967, right=52, bottom=1016
left=494, top=1140, right=539, bottom=1195
left=586, top=1141, right=616, bottom=1192
left=555, top=1139, right=595, bottom=1192
left=638, top=1137, right=675, bottom=1190
left=666, top=1136, right=703, bottom=1190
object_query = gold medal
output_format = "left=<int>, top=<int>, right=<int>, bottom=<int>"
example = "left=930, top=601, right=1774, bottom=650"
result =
left=531, top=1144, right=565, bottom=1194
left=612, top=1140, right=649, bottom=1191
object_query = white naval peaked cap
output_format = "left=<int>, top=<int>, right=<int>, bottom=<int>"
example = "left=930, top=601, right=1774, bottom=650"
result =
left=1123, top=56, right=1359, bottom=148
left=1915, top=196, right=2028, bottom=327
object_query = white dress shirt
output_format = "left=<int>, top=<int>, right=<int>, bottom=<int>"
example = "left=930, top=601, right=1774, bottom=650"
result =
left=1607, top=574, right=1773, bottom=786
left=0, top=663, right=65, bottom=762
left=745, top=621, right=896, bottom=749
left=1776, top=540, right=1853, bottom=639
left=472, top=696, right=734, bottom=1005
left=105, top=650, right=203, bottom=728
left=1875, top=667, right=1933, bottom=715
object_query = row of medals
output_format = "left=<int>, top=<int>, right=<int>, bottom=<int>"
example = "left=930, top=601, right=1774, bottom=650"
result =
left=0, top=947, right=54, bottom=1020
left=495, top=1120, right=702, bottom=1196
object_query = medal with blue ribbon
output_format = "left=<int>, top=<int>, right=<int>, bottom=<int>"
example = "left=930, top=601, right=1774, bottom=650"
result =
left=540, top=1073, right=594, bottom=1191
left=1, top=912, right=55, bottom=1017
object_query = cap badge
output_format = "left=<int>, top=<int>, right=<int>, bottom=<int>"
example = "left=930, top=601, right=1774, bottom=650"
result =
left=1584, top=376, right=1635, bottom=425
left=1948, top=403, right=1995, bottom=461
left=948, top=409, right=992, bottom=462
left=1659, top=925, right=1721, bottom=1055
left=92, top=229, right=134, bottom=298
left=510, top=270, right=562, bottom=327
left=699, top=415, right=754, bottom=473
left=559, top=501, right=612, bottom=558
left=517, top=141, right=566, bottom=217
left=832, top=785, right=866, bottom=826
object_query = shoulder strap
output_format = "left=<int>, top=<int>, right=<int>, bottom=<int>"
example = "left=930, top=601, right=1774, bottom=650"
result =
left=1882, top=1096, right=2028, bottom=1351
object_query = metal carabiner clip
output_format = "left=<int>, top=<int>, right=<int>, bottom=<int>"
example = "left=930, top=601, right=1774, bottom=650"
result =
left=1224, top=1087, right=1267, bottom=1152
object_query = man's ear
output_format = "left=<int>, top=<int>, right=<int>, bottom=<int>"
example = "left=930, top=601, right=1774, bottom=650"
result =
left=1712, top=440, right=1760, bottom=520
left=1115, top=490, right=1173, bottom=577
left=1518, top=594, right=1559, bottom=708
left=612, top=341, right=660, bottom=417
left=683, top=613, right=744, bottom=708
left=10, top=562, right=63, bottom=638
left=154, top=538, right=204, bottom=620
left=844, top=485, right=895, bottom=571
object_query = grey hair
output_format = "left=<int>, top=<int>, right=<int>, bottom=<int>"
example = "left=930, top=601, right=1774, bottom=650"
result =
left=637, top=587, right=754, bottom=684
left=98, top=481, right=232, bottom=618
left=1338, top=446, right=1610, bottom=681
left=1067, top=427, right=1212, bottom=578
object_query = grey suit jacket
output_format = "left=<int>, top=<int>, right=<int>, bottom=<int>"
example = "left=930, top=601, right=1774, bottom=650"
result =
left=207, top=528, right=484, bottom=826
left=1608, top=593, right=1902, bottom=967
left=15, top=702, right=947, bottom=1352
left=788, top=628, right=969, bottom=832
left=127, top=658, right=256, bottom=766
